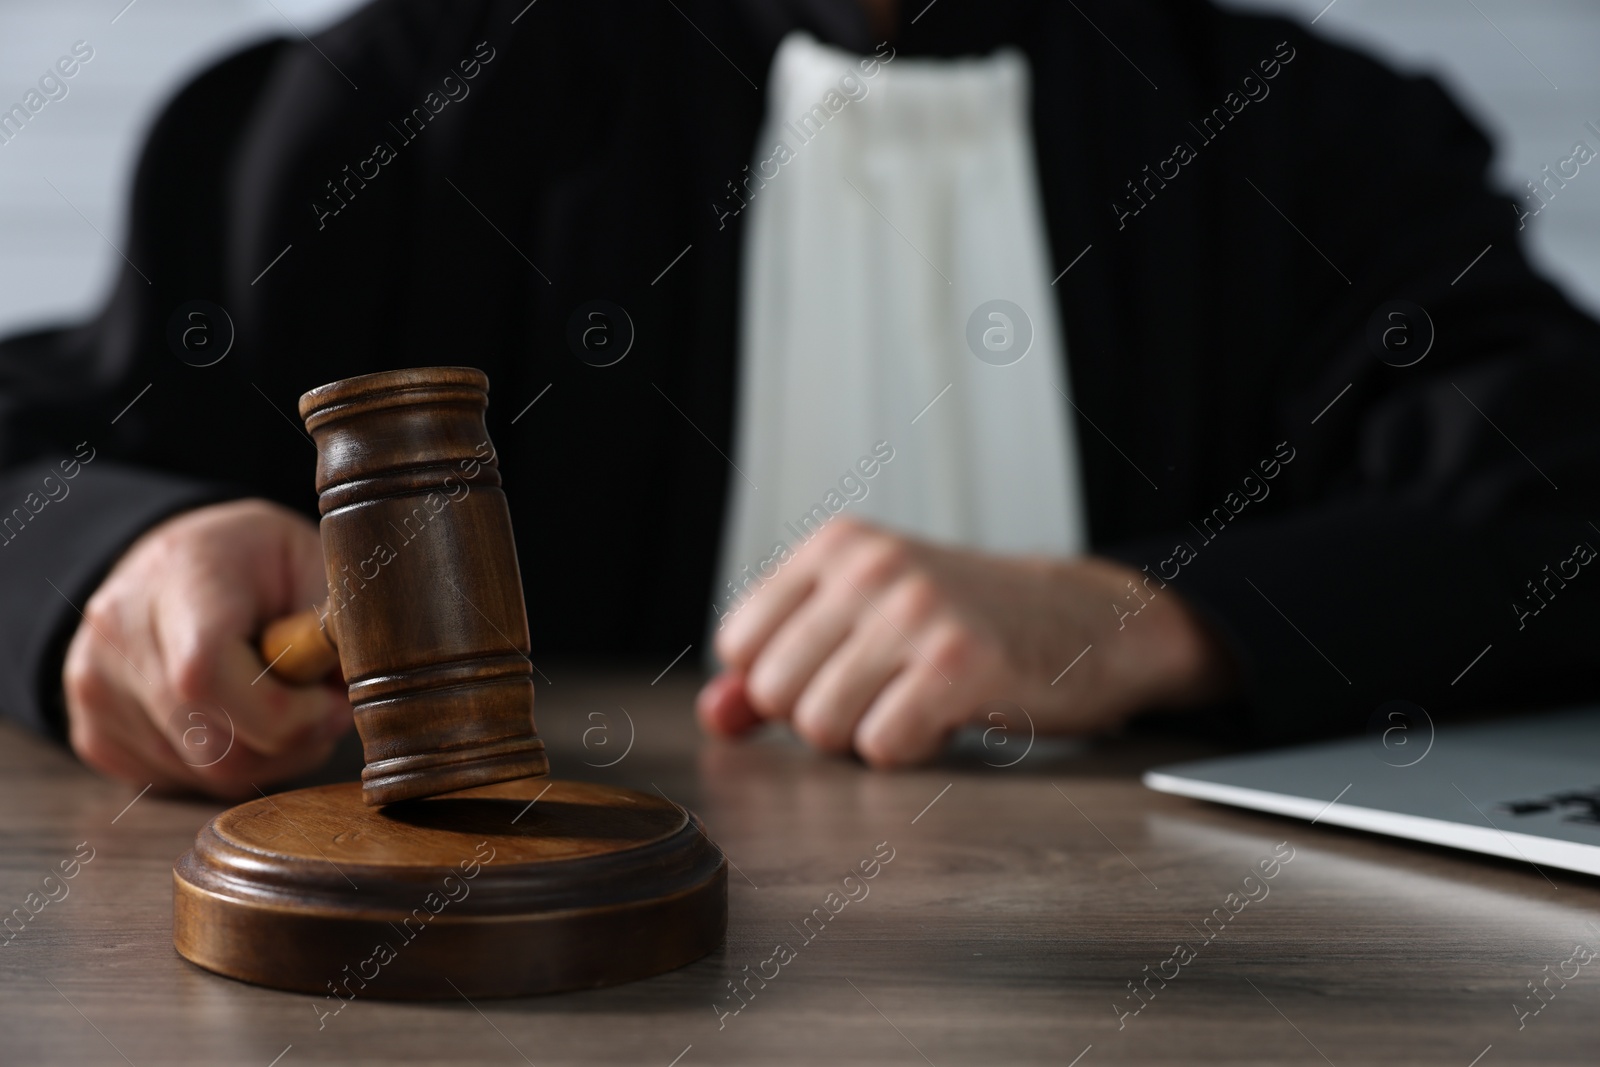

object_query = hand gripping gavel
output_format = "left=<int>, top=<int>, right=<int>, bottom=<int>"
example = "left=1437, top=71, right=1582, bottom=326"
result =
left=175, top=366, right=726, bottom=999
left=257, top=367, right=548, bottom=805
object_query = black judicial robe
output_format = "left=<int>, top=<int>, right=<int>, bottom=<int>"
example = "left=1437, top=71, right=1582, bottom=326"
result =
left=1, top=0, right=1597, bottom=745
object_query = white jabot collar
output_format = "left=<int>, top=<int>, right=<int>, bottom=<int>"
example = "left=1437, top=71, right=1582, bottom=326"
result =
left=714, top=31, right=1087, bottom=624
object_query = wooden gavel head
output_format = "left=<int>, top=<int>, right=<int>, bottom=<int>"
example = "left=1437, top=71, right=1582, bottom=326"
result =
left=277, top=367, right=548, bottom=805
left=185, top=365, right=726, bottom=1001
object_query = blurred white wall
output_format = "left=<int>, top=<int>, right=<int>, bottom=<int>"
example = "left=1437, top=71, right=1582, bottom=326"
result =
left=0, top=0, right=366, bottom=337
left=1, top=0, right=1598, bottom=337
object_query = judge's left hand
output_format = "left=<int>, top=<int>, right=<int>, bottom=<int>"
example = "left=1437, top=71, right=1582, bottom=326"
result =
left=697, top=517, right=1236, bottom=767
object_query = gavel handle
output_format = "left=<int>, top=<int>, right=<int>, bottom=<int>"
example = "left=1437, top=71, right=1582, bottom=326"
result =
left=259, top=604, right=341, bottom=685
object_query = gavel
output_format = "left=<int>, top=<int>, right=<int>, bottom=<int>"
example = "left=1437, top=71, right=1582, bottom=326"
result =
left=258, top=366, right=548, bottom=805
left=175, top=365, right=725, bottom=999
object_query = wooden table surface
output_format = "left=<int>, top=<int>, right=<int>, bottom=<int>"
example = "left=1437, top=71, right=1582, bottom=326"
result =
left=3, top=672, right=1598, bottom=1066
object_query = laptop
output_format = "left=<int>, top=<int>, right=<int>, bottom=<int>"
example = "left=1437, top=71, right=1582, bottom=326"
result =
left=1143, top=705, right=1600, bottom=877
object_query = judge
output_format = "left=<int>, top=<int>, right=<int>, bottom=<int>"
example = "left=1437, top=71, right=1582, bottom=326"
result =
left=0, top=0, right=1596, bottom=797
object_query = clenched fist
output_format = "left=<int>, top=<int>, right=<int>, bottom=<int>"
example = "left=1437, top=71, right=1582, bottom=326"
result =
left=62, top=499, right=350, bottom=798
left=698, top=518, right=1235, bottom=766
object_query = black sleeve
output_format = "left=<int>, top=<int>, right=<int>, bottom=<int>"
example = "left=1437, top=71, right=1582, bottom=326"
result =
left=1099, top=11, right=1600, bottom=743
left=0, top=40, right=291, bottom=737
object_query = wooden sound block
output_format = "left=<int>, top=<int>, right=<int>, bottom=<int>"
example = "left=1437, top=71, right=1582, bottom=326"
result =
left=173, top=778, right=727, bottom=999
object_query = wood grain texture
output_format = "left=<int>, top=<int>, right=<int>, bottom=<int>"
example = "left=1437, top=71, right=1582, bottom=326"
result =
left=297, top=367, right=548, bottom=805
left=172, top=778, right=726, bottom=998
left=4, top=673, right=1600, bottom=1065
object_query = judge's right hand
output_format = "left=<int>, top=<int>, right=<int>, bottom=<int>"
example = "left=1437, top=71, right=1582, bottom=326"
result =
left=61, top=499, right=352, bottom=799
